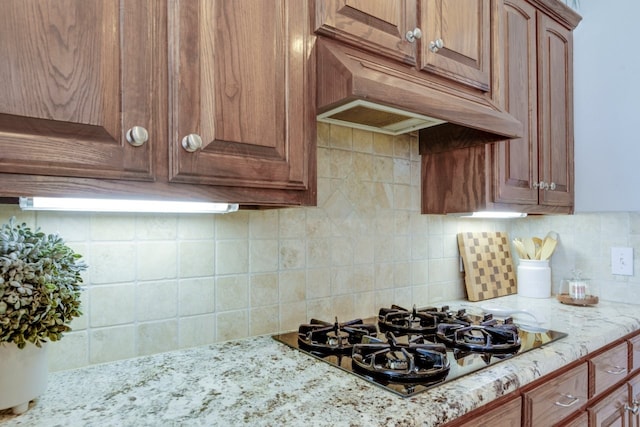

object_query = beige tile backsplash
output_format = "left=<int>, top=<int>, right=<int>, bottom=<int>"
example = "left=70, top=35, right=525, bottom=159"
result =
left=2, top=122, right=640, bottom=372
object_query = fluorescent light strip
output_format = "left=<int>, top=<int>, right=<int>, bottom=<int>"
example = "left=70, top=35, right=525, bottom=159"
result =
left=458, top=211, right=527, bottom=219
left=19, top=197, right=239, bottom=214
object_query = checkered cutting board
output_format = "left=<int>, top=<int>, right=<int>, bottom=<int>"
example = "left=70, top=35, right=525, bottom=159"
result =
left=457, top=232, right=517, bottom=302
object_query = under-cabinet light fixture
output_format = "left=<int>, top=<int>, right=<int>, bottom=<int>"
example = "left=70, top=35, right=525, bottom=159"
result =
left=19, top=197, right=239, bottom=214
left=453, top=211, right=527, bottom=219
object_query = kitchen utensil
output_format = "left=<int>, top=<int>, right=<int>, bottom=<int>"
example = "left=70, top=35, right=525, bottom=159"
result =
left=533, top=237, right=543, bottom=259
left=523, top=238, right=536, bottom=260
left=457, top=232, right=517, bottom=301
left=513, top=238, right=527, bottom=259
left=539, top=235, right=558, bottom=260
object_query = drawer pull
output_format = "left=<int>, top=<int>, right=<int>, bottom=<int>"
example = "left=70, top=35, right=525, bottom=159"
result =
left=554, top=393, right=580, bottom=408
left=605, top=366, right=626, bottom=375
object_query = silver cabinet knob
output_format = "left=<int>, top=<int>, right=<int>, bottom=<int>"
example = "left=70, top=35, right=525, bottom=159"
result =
left=181, top=134, right=203, bottom=152
left=405, top=28, right=422, bottom=43
left=429, top=38, right=444, bottom=52
left=533, top=181, right=556, bottom=191
left=126, top=126, right=149, bottom=147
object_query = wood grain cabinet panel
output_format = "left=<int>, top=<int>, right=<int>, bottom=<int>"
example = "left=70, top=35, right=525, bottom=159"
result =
left=313, top=0, right=417, bottom=65
left=314, top=0, right=491, bottom=92
left=630, top=335, right=640, bottom=373
left=420, top=0, right=579, bottom=215
left=591, top=342, right=629, bottom=398
left=523, top=362, right=588, bottom=427
left=628, top=373, right=640, bottom=426
left=0, top=0, right=316, bottom=206
left=0, top=0, right=155, bottom=181
left=454, top=395, right=521, bottom=427
left=420, top=0, right=491, bottom=91
left=169, top=0, right=313, bottom=194
left=588, top=384, right=629, bottom=427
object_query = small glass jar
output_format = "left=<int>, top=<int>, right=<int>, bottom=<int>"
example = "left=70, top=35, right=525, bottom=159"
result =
left=558, top=277, right=599, bottom=306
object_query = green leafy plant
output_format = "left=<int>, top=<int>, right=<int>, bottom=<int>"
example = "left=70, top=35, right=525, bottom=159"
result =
left=0, top=217, right=87, bottom=349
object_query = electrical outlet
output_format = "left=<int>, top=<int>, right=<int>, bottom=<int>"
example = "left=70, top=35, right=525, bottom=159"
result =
left=611, top=247, right=634, bottom=276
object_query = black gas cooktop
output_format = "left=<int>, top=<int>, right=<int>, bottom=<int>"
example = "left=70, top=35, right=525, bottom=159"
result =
left=273, top=305, right=567, bottom=397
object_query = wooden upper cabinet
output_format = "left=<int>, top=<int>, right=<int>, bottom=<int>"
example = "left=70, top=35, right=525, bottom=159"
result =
left=313, top=0, right=417, bottom=65
left=420, top=0, right=491, bottom=91
left=314, top=0, right=490, bottom=91
left=169, top=0, right=312, bottom=193
left=536, top=11, right=574, bottom=208
left=494, top=1, right=574, bottom=211
left=0, top=0, right=155, bottom=181
left=493, top=0, right=538, bottom=206
left=0, top=0, right=315, bottom=206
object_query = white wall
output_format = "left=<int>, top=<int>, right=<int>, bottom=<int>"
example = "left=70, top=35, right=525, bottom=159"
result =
left=574, top=0, right=640, bottom=212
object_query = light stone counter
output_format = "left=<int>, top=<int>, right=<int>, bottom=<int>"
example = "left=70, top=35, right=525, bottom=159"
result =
left=1, top=295, right=639, bottom=427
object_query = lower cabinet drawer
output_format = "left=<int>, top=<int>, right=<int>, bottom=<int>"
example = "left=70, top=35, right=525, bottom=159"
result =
left=590, top=342, right=629, bottom=397
left=629, top=334, right=640, bottom=373
left=523, top=363, right=588, bottom=427
left=455, top=395, right=521, bottom=427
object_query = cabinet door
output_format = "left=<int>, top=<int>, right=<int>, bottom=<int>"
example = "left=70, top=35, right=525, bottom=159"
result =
left=537, top=11, right=574, bottom=208
left=493, top=0, right=538, bottom=206
left=628, top=373, right=640, bottom=427
left=0, top=0, right=154, bottom=181
left=314, top=0, right=417, bottom=65
left=420, top=0, right=491, bottom=91
left=588, top=384, right=630, bottom=427
left=169, top=0, right=314, bottom=201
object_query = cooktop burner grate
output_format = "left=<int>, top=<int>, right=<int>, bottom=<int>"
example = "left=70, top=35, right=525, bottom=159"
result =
left=273, top=305, right=567, bottom=397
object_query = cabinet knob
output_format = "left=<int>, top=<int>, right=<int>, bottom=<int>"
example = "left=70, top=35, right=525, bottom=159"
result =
left=405, top=28, right=423, bottom=43
left=126, top=126, right=149, bottom=147
left=181, top=133, right=203, bottom=152
left=533, top=181, right=542, bottom=190
left=549, top=182, right=556, bottom=191
left=428, top=38, right=444, bottom=52
left=624, top=400, right=640, bottom=415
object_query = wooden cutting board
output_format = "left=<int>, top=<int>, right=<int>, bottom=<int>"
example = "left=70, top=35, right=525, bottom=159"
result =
left=457, top=231, right=517, bottom=302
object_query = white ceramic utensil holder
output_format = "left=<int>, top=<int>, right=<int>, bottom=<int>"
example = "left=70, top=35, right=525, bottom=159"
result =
left=518, top=259, right=551, bottom=298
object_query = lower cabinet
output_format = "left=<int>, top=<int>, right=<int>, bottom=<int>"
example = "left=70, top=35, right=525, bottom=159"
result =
left=445, top=330, right=640, bottom=427
left=454, top=395, right=521, bottom=427
left=523, top=363, right=588, bottom=426
left=587, top=383, right=629, bottom=426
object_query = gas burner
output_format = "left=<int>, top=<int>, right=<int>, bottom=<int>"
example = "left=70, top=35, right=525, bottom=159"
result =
left=436, top=315, right=521, bottom=353
left=378, top=304, right=472, bottom=336
left=298, top=317, right=377, bottom=354
left=351, top=332, right=450, bottom=382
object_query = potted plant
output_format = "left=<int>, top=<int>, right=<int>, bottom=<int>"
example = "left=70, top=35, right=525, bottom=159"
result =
left=0, top=217, right=87, bottom=414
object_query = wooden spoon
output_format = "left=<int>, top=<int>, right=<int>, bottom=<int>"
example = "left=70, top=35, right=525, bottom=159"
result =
left=539, top=237, right=558, bottom=260
left=513, top=239, right=528, bottom=259
left=523, top=238, right=536, bottom=260
left=533, top=237, right=543, bottom=259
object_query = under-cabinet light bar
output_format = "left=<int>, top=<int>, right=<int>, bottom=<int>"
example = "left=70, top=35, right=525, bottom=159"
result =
left=453, top=211, right=527, bottom=219
left=19, top=197, right=239, bottom=214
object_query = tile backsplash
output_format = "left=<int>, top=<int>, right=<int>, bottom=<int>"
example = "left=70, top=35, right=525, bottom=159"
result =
left=2, top=123, right=639, bottom=372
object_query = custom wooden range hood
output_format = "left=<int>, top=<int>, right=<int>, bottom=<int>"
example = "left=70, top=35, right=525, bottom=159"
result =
left=316, top=38, right=522, bottom=151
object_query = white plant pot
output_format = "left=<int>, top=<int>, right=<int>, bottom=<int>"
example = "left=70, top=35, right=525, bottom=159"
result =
left=0, top=342, right=48, bottom=414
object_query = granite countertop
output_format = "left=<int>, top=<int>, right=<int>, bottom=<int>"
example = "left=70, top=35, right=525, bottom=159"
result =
left=2, top=295, right=640, bottom=427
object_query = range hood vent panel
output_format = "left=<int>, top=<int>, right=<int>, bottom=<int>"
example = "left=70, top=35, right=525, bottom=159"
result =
left=317, top=100, right=445, bottom=136
left=316, top=39, right=523, bottom=149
